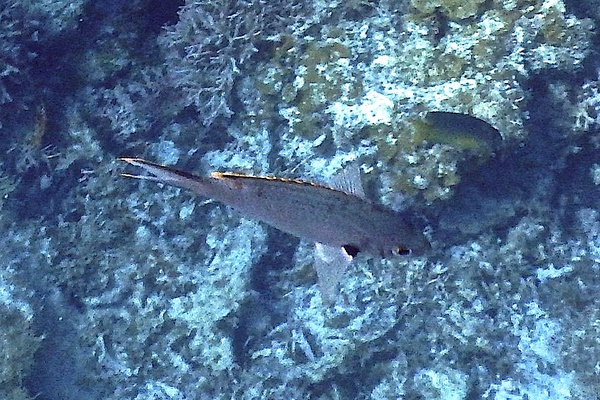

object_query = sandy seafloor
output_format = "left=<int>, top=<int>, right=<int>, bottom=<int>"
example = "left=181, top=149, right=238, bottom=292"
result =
left=0, top=0, right=599, bottom=399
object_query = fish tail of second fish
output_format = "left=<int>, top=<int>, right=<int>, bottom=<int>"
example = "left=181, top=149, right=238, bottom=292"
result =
left=118, top=158, right=210, bottom=194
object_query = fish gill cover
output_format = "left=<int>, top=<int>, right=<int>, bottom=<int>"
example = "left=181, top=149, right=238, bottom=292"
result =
left=0, top=0, right=598, bottom=399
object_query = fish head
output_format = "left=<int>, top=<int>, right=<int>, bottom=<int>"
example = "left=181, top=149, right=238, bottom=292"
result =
left=343, top=229, right=430, bottom=260
left=367, top=213, right=431, bottom=258
left=379, top=230, right=431, bottom=258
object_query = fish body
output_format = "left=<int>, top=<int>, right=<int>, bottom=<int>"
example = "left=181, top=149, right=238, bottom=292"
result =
left=211, top=172, right=430, bottom=258
left=119, top=158, right=429, bottom=300
left=414, top=111, right=502, bottom=155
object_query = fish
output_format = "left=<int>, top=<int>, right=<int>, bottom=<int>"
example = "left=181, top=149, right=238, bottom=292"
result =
left=118, top=158, right=430, bottom=301
left=413, top=111, right=502, bottom=156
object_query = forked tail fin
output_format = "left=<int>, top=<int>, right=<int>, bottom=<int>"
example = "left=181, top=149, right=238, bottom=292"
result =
left=118, top=158, right=210, bottom=194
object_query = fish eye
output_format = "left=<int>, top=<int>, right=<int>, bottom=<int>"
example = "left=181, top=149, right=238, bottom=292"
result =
left=394, top=247, right=411, bottom=256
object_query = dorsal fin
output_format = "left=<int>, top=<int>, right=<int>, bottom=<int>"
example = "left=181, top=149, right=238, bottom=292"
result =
left=329, top=162, right=366, bottom=199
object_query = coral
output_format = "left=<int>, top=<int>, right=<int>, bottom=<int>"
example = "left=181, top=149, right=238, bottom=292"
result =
left=0, top=168, right=19, bottom=210
left=257, top=36, right=362, bottom=139
left=0, top=0, right=85, bottom=106
left=0, top=0, right=88, bottom=181
left=158, top=0, right=303, bottom=128
left=413, top=367, right=468, bottom=399
left=89, top=66, right=169, bottom=142
left=592, top=164, right=600, bottom=185
left=560, top=71, right=600, bottom=133
left=0, top=7, right=23, bottom=106
left=410, top=0, right=487, bottom=20
left=363, top=0, right=593, bottom=203
left=0, top=303, right=39, bottom=400
left=242, top=0, right=594, bottom=205
left=0, top=227, right=41, bottom=400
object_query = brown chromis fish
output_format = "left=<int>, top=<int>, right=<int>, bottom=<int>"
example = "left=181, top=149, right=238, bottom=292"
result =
left=119, top=158, right=430, bottom=301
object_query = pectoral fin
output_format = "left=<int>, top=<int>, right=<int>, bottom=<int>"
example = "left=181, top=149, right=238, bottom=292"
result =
left=314, top=243, right=353, bottom=303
